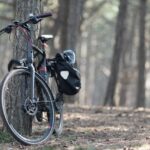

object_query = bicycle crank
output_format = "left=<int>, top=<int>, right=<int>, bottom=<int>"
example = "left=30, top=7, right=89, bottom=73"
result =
left=24, top=97, right=38, bottom=116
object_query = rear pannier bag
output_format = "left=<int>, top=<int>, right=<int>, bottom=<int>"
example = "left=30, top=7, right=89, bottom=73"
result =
left=55, top=54, right=81, bottom=95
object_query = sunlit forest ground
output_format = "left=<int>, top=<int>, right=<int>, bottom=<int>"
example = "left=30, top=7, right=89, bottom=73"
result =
left=1, top=105, right=150, bottom=150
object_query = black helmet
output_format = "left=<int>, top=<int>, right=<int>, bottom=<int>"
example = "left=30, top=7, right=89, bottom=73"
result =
left=63, top=50, right=76, bottom=64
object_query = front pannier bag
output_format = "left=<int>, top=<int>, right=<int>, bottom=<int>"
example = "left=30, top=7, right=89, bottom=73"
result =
left=55, top=53, right=81, bottom=95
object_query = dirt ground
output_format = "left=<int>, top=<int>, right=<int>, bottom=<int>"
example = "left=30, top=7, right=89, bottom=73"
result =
left=1, top=105, right=150, bottom=150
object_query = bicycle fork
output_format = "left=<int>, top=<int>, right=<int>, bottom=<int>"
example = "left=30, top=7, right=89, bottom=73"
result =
left=29, top=64, right=36, bottom=102
left=27, top=43, right=36, bottom=102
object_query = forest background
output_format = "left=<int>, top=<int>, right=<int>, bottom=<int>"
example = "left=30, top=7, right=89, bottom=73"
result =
left=0, top=0, right=149, bottom=109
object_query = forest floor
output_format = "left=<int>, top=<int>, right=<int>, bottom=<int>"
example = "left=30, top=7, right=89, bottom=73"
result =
left=1, top=105, right=150, bottom=150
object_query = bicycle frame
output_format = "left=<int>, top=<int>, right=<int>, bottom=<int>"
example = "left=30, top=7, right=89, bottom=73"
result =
left=0, top=12, right=52, bottom=103
left=14, top=25, right=37, bottom=102
left=9, top=26, right=54, bottom=103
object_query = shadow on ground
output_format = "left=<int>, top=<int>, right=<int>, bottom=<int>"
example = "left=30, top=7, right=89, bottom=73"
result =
left=1, top=105, right=150, bottom=150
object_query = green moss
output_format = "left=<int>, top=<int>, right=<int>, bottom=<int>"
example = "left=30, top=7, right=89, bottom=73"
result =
left=0, top=130, right=13, bottom=143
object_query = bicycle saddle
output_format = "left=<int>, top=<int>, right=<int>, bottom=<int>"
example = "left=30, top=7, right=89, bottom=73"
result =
left=38, top=34, right=53, bottom=43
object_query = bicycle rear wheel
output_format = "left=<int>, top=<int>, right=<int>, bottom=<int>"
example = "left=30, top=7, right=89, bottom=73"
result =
left=0, top=69, right=54, bottom=145
left=48, top=77, right=63, bottom=136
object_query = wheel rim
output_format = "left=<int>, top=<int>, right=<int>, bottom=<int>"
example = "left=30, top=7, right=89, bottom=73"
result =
left=48, top=77, right=63, bottom=135
left=54, top=108, right=63, bottom=136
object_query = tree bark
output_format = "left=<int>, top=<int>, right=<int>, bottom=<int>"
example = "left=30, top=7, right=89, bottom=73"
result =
left=57, top=0, right=85, bottom=51
left=104, top=0, right=129, bottom=106
left=136, top=0, right=147, bottom=107
left=119, top=6, right=138, bottom=106
left=12, top=0, right=42, bottom=135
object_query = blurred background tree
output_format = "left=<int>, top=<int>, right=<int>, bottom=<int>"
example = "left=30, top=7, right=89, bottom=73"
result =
left=0, top=0, right=150, bottom=108
left=104, top=0, right=129, bottom=106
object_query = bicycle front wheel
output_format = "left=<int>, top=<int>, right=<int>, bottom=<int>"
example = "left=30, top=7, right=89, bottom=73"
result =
left=0, top=69, right=54, bottom=145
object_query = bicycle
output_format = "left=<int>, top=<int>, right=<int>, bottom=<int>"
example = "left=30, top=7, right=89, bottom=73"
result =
left=0, top=12, right=62, bottom=145
left=0, top=12, right=81, bottom=145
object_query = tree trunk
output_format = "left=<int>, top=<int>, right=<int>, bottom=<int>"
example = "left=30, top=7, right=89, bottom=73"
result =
left=84, top=27, right=93, bottom=105
left=53, top=0, right=85, bottom=103
left=14, top=0, right=41, bottom=58
left=57, top=0, right=85, bottom=51
left=104, top=0, right=129, bottom=106
left=12, top=0, right=42, bottom=135
left=136, top=0, right=147, bottom=107
left=119, top=6, right=138, bottom=106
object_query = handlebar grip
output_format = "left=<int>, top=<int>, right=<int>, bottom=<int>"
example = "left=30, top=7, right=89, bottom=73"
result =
left=36, top=12, right=52, bottom=19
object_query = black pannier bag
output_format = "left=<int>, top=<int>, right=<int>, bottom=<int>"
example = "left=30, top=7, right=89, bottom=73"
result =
left=54, top=53, right=81, bottom=95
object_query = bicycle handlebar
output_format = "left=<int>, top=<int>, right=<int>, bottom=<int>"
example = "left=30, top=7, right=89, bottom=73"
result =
left=0, top=12, right=52, bottom=34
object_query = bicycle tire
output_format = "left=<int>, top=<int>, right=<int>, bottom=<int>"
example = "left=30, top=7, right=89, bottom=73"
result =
left=48, top=77, right=63, bottom=136
left=53, top=107, right=63, bottom=136
left=0, top=68, right=55, bottom=145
